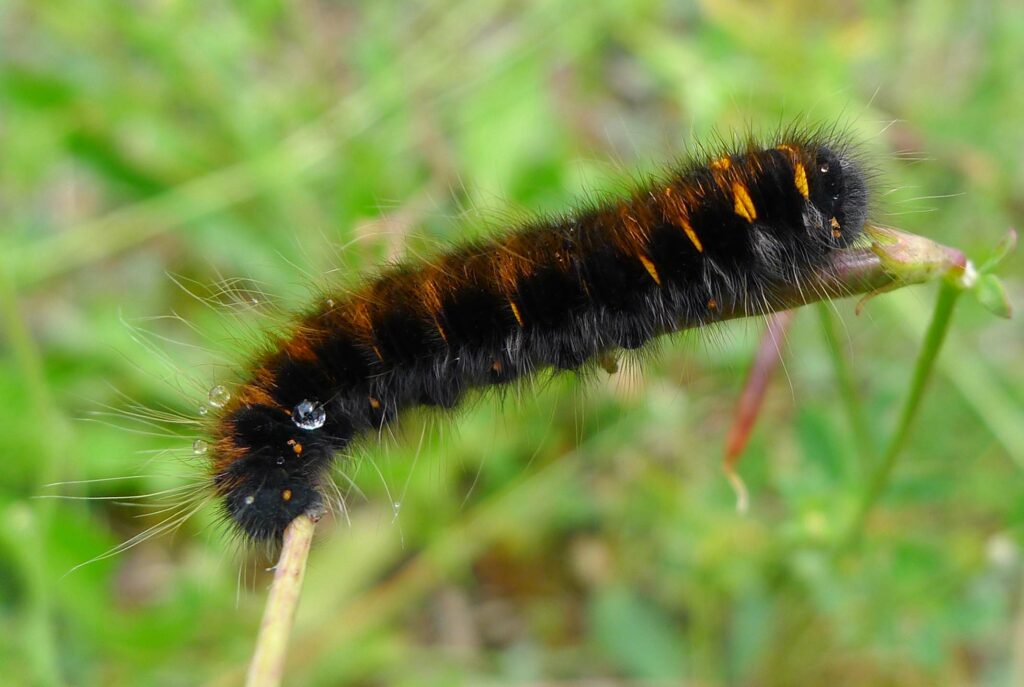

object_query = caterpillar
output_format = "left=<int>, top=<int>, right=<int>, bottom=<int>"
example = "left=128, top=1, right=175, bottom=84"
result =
left=204, top=127, right=870, bottom=543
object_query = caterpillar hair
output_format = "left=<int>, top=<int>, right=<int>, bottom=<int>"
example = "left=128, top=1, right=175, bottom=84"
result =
left=203, top=126, right=870, bottom=543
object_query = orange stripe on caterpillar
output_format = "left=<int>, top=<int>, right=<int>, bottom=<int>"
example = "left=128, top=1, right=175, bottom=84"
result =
left=284, top=333, right=320, bottom=362
left=776, top=144, right=810, bottom=200
left=732, top=182, right=757, bottom=222
left=417, top=274, right=452, bottom=344
left=346, top=298, right=385, bottom=362
left=233, top=376, right=282, bottom=412
left=707, top=153, right=757, bottom=223
left=617, top=204, right=653, bottom=256
left=508, top=299, right=524, bottom=327
left=638, top=254, right=662, bottom=285
left=681, top=218, right=704, bottom=252
left=793, top=163, right=809, bottom=199
left=433, top=317, right=449, bottom=344
left=663, top=186, right=704, bottom=252
left=494, top=238, right=533, bottom=291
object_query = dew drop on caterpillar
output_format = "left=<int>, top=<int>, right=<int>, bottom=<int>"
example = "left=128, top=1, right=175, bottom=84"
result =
left=174, top=125, right=873, bottom=545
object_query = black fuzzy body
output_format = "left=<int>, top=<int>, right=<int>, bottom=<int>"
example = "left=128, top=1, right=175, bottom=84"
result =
left=211, top=134, right=870, bottom=542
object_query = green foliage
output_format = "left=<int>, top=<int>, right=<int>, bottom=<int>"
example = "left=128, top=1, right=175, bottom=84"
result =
left=1, top=1, right=1022, bottom=685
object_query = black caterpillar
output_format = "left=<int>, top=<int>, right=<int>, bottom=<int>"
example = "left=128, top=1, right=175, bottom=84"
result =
left=205, top=129, right=870, bottom=542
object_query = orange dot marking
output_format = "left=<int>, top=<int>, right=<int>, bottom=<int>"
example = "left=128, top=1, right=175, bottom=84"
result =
left=707, top=298, right=718, bottom=310
left=282, top=489, right=292, bottom=502
left=732, top=183, right=757, bottom=222
left=831, top=216, right=842, bottom=238
left=638, top=255, right=662, bottom=285
left=710, top=156, right=731, bottom=170
left=369, top=396, right=381, bottom=409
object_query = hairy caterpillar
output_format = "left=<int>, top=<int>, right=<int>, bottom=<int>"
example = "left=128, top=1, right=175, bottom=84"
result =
left=200, top=127, right=869, bottom=543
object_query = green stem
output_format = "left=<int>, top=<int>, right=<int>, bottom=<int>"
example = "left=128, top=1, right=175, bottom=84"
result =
left=837, top=280, right=962, bottom=554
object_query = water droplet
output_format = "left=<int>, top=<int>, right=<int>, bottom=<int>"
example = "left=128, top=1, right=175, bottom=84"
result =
left=198, top=405, right=209, bottom=416
left=291, top=399, right=326, bottom=430
left=275, top=456, right=285, bottom=466
left=192, top=439, right=208, bottom=455
left=325, top=298, right=335, bottom=308
left=244, top=495, right=255, bottom=505
left=208, top=385, right=230, bottom=408
left=393, top=501, right=402, bottom=512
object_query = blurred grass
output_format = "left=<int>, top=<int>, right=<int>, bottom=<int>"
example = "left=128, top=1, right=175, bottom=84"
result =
left=2, top=0, right=1023, bottom=685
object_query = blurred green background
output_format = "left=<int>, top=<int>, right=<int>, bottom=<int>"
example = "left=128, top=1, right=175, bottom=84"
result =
left=2, top=0, right=1023, bottom=685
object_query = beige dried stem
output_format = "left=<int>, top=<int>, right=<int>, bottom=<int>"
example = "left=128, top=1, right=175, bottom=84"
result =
left=245, top=512, right=320, bottom=687
left=242, top=225, right=967, bottom=687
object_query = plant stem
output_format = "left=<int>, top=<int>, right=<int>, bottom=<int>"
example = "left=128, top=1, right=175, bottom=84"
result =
left=837, top=280, right=962, bottom=554
left=682, top=226, right=965, bottom=331
left=246, top=513, right=319, bottom=687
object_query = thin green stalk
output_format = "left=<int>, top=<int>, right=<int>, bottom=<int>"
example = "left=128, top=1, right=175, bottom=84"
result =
left=837, top=280, right=962, bottom=554
left=817, top=303, right=877, bottom=466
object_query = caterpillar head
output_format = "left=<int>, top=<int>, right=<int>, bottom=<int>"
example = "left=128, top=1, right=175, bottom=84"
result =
left=213, top=402, right=332, bottom=542
left=807, top=145, right=869, bottom=247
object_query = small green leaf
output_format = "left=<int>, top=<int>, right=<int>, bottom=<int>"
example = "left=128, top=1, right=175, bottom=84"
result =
left=978, top=229, right=1018, bottom=274
left=974, top=274, right=1013, bottom=319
